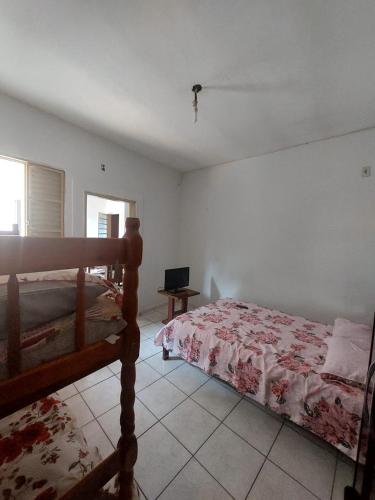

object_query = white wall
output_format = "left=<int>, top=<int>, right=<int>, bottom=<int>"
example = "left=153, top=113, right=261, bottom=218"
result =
left=179, top=129, right=375, bottom=324
left=0, top=93, right=182, bottom=311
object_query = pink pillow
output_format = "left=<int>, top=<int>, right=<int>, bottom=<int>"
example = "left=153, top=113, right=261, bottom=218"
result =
left=332, top=318, right=372, bottom=342
left=321, top=335, right=370, bottom=387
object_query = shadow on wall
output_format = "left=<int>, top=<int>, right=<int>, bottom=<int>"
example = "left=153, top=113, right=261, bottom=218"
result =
left=210, top=276, right=221, bottom=302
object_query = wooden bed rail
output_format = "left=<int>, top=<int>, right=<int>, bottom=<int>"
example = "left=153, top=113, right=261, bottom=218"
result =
left=0, top=235, right=128, bottom=275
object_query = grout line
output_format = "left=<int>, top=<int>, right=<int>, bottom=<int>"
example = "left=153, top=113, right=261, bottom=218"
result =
left=268, top=422, right=283, bottom=456
left=135, top=480, right=148, bottom=500
left=191, top=457, right=236, bottom=499
left=156, top=455, right=235, bottom=500
left=243, top=422, right=286, bottom=500
left=155, top=393, right=244, bottom=498
left=266, top=458, right=322, bottom=500
left=69, top=327, right=334, bottom=499
left=67, top=392, right=96, bottom=427
left=143, top=354, right=186, bottom=377
left=154, top=456, right=195, bottom=500
left=74, top=370, right=114, bottom=393
left=330, top=454, right=338, bottom=500
left=129, top=365, right=236, bottom=498
left=244, top=455, right=267, bottom=499
left=137, top=388, right=190, bottom=422
left=136, top=362, right=330, bottom=500
left=95, top=415, right=117, bottom=449
left=162, top=370, right=211, bottom=398
left=265, top=424, right=328, bottom=499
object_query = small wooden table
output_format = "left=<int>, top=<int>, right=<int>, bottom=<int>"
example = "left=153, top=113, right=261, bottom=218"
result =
left=158, top=288, right=200, bottom=325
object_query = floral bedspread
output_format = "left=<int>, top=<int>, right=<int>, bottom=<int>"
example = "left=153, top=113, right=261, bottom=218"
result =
left=155, top=298, right=364, bottom=459
left=0, top=396, right=99, bottom=499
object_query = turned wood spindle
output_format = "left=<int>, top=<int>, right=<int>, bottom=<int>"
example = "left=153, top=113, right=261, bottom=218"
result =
left=118, top=217, right=142, bottom=499
left=7, top=273, right=21, bottom=377
left=75, top=266, right=86, bottom=351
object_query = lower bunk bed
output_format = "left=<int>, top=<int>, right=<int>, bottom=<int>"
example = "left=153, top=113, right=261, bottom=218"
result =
left=0, top=217, right=143, bottom=499
left=155, top=298, right=374, bottom=463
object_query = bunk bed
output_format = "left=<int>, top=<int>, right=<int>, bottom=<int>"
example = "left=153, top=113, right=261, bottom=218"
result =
left=0, top=217, right=142, bottom=499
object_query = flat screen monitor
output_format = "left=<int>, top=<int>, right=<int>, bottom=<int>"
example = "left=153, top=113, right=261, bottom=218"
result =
left=164, top=267, right=189, bottom=292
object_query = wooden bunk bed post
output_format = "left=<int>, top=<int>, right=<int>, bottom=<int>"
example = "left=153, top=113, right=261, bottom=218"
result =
left=75, top=266, right=86, bottom=350
left=7, top=273, right=21, bottom=377
left=118, top=217, right=143, bottom=499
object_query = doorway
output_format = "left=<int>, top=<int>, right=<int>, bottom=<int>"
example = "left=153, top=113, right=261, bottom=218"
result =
left=85, top=193, right=136, bottom=238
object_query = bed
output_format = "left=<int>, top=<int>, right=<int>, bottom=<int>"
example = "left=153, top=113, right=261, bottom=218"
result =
left=0, top=217, right=143, bottom=499
left=0, top=270, right=126, bottom=378
left=155, top=298, right=373, bottom=461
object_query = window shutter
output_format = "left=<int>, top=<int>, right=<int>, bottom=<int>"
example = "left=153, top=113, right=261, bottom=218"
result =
left=26, top=163, right=64, bottom=237
left=98, top=212, right=109, bottom=238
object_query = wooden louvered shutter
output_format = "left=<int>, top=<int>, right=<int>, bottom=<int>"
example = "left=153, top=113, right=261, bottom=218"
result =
left=26, top=163, right=64, bottom=237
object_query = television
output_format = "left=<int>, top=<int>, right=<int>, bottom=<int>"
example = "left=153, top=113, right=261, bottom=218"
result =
left=164, top=267, right=189, bottom=292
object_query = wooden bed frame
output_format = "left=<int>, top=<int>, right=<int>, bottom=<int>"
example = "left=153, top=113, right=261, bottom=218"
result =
left=0, top=217, right=143, bottom=499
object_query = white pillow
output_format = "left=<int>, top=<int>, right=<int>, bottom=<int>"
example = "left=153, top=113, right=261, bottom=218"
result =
left=321, top=335, right=370, bottom=387
left=332, top=317, right=372, bottom=343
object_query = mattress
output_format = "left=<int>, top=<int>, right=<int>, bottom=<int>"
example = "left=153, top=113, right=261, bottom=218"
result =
left=0, top=279, right=126, bottom=379
left=155, top=298, right=366, bottom=460
left=0, top=395, right=100, bottom=499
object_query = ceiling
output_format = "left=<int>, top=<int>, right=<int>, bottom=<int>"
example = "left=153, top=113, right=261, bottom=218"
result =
left=0, top=1, right=375, bottom=171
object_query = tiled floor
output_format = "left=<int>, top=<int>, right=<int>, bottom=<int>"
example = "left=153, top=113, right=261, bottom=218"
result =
left=56, top=306, right=355, bottom=500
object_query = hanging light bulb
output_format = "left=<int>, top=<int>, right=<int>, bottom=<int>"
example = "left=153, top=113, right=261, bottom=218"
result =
left=192, top=84, right=202, bottom=123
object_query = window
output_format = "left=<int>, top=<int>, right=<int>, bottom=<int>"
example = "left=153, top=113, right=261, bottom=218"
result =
left=0, top=156, right=25, bottom=235
left=26, top=163, right=65, bottom=237
left=0, top=155, right=64, bottom=236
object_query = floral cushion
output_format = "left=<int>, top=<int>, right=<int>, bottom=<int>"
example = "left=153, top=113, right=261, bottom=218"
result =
left=0, top=396, right=100, bottom=499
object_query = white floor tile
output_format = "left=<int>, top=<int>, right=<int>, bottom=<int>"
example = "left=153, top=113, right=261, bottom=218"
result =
left=224, top=398, right=282, bottom=455
left=191, top=378, right=241, bottom=420
left=145, top=352, right=185, bottom=375
left=134, top=398, right=159, bottom=438
left=74, top=366, right=113, bottom=392
left=247, top=460, right=317, bottom=500
left=108, top=360, right=122, bottom=374
left=140, top=322, right=164, bottom=340
left=98, top=399, right=157, bottom=447
left=269, top=426, right=336, bottom=500
left=54, top=383, right=77, bottom=401
left=166, top=363, right=209, bottom=395
left=135, top=423, right=191, bottom=499
left=137, top=316, right=153, bottom=328
left=65, top=393, right=94, bottom=427
left=81, top=376, right=122, bottom=417
left=134, top=361, right=161, bottom=392
left=285, top=419, right=339, bottom=454
left=159, top=458, right=231, bottom=500
left=332, top=459, right=355, bottom=500
left=108, top=358, right=141, bottom=375
left=162, top=399, right=220, bottom=453
left=139, top=338, right=162, bottom=360
left=196, top=424, right=264, bottom=499
left=154, top=304, right=168, bottom=313
left=82, top=419, right=114, bottom=459
left=137, top=377, right=186, bottom=419
left=142, top=309, right=166, bottom=323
